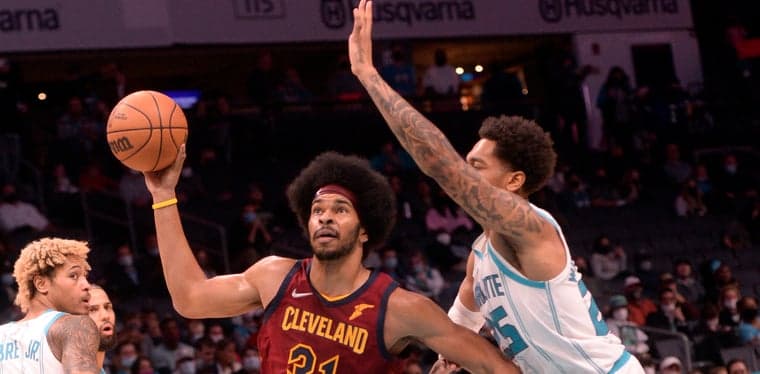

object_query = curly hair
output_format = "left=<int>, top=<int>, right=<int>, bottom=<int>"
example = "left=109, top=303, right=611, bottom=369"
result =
left=478, top=115, right=557, bottom=195
left=286, top=152, right=396, bottom=251
left=13, top=237, right=91, bottom=313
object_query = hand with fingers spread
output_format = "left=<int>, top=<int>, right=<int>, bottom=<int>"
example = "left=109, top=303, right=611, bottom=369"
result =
left=349, top=0, right=376, bottom=78
left=143, top=144, right=187, bottom=202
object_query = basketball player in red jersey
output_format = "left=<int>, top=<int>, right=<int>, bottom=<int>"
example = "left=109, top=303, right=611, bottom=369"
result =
left=143, top=147, right=519, bottom=373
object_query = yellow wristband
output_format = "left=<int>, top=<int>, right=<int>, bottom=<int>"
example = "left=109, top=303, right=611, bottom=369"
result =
left=152, top=198, right=178, bottom=210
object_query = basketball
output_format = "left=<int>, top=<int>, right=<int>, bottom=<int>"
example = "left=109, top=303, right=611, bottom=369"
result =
left=106, top=90, right=188, bottom=172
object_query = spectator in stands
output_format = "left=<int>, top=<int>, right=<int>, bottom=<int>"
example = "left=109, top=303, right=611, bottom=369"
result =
left=92, top=61, right=127, bottom=108
left=605, top=295, right=649, bottom=356
left=0, top=183, right=51, bottom=234
left=276, top=67, right=313, bottom=105
left=105, top=243, right=145, bottom=306
left=138, top=233, right=168, bottom=299
left=660, top=273, right=699, bottom=321
left=675, top=179, right=708, bottom=217
left=194, top=94, right=234, bottom=163
left=624, top=276, right=657, bottom=326
left=590, top=234, right=627, bottom=281
left=706, top=262, right=738, bottom=304
left=597, top=66, right=634, bottom=148
left=424, top=189, right=474, bottom=238
left=659, top=356, right=683, bottom=374
left=694, top=304, right=738, bottom=365
left=718, top=285, right=742, bottom=329
left=215, top=338, right=242, bottom=373
left=134, top=356, right=155, bottom=374
left=175, top=356, right=196, bottom=374
left=370, top=141, right=416, bottom=176
left=327, top=55, right=365, bottom=102
left=195, top=337, right=218, bottom=372
left=404, top=250, right=445, bottom=302
left=186, top=319, right=206, bottom=345
left=195, top=248, right=218, bottom=278
left=674, top=259, right=705, bottom=304
left=589, top=167, right=628, bottom=208
left=119, top=169, right=151, bottom=208
left=573, top=255, right=602, bottom=296
left=694, top=164, right=714, bottom=200
left=379, top=245, right=404, bottom=283
left=239, top=347, right=262, bottom=373
left=735, top=296, right=759, bottom=345
left=55, top=95, right=102, bottom=164
left=111, top=341, right=140, bottom=374
left=646, top=288, right=689, bottom=333
left=714, top=154, right=757, bottom=215
left=151, top=317, right=195, bottom=373
left=422, top=49, right=459, bottom=98
left=78, top=161, right=117, bottom=193
left=726, top=359, right=751, bottom=374
left=663, top=143, right=692, bottom=186
left=380, top=45, right=416, bottom=97
left=247, top=50, right=282, bottom=111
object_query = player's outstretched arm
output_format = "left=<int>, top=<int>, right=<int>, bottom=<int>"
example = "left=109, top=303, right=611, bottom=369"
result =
left=48, top=315, right=100, bottom=374
left=386, top=289, right=520, bottom=374
left=143, top=144, right=272, bottom=318
left=349, top=0, right=550, bottom=248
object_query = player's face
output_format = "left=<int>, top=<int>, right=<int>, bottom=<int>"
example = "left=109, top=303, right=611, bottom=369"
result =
left=309, top=193, right=366, bottom=261
left=88, top=288, right=117, bottom=351
left=45, top=257, right=91, bottom=315
left=466, top=139, right=519, bottom=192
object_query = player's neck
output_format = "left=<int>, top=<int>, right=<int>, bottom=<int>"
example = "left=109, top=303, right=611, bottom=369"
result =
left=21, top=298, right=55, bottom=321
left=310, top=253, right=369, bottom=298
left=96, top=351, right=105, bottom=370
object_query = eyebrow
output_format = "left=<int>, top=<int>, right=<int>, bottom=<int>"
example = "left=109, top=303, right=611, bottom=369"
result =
left=467, top=156, right=486, bottom=164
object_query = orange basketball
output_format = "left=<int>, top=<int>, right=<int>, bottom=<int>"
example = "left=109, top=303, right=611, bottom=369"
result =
left=107, top=90, right=188, bottom=172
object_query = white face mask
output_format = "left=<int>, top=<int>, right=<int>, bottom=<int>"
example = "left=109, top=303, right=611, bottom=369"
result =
left=613, top=308, right=629, bottom=321
left=118, top=255, right=133, bottom=267
left=243, top=356, right=261, bottom=370
left=209, top=333, right=224, bottom=343
left=178, top=361, right=196, bottom=374
left=724, top=298, right=738, bottom=310
left=662, top=303, right=677, bottom=313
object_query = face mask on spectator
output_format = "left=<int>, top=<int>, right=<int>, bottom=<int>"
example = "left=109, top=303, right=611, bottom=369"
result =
left=243, top=356, right=261, bottom=370
left=724, top=298, right=738, bottom=310
left=724, top=164, right=737, bottom=174
left=384, top=258, right=398, bottom=269
left=178, top=361, right=196, bottom=374
left=706, top=318, right=719, bottom=330
left=121, top=355, right=137, bottom=368
left=243, top=212, right=257, bottom=224
left=413, top=264, right=425, bottom=273
left=118, top=255, right=133, bottom=267
left=639, top=261, right=653, bottom=271
left=436, top=232, right=451, bottom=246
left=1, top=273, right=13, bottom=286
left=209, top=333, right=224, bottom=343
left=662, top=303, right=676, bottom=313
left=613, top=308, right=629, bottom=321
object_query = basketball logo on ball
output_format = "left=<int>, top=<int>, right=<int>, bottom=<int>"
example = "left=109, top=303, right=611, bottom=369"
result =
left=107, top=90, right=188, bottom=172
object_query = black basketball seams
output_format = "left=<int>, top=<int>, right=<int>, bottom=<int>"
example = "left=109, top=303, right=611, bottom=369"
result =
left=149, top=92, right=164, bottom=171
left=117, top=102, right=154, bottom=162
left=167, top=103, right=181, bottom=151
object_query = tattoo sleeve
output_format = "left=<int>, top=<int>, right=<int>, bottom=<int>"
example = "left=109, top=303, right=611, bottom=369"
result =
left=358, top=72, right=546, bottom=242
left=48, top=315, right=100, bottom=374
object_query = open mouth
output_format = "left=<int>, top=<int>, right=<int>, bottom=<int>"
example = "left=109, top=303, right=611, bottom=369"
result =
left=101, top=324, right=114, bottom=335
left=314, top=228, right=338, bottom=240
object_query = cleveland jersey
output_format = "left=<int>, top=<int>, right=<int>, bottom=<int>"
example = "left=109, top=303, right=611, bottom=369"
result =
left=471, top=204, right=643, bottom=373
left=0, top=309, right=66, bottom=373
left=258, top=259, right=398, bottom=374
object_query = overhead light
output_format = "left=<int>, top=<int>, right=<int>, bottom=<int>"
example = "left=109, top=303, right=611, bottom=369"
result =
left=455, top=67, right=464, bottom=75
left=37, top=92, right=47, bottom=101
left=474, top=65, right=484, bottom=73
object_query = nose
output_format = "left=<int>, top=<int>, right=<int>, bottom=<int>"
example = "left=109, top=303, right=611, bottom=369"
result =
left=318, top=210, right=334, bottom=224
left=81, top=277, right=91, bottom=290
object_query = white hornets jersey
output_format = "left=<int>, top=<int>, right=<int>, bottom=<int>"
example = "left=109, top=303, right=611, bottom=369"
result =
left=0, top=309, right=66, bottom=373
left=471, top=204, right=643, bottom=373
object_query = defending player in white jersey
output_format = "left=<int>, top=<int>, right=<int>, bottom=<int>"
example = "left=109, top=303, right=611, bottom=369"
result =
left=0, top=238, right=100, bottom=373
left=348, top=1, right=644, bottom=372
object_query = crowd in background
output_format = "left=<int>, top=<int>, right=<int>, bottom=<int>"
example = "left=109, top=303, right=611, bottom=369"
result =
left=0, top=19, right=759, bottom=374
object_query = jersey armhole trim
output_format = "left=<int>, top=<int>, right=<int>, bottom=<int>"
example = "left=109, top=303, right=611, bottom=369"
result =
left=377, top=281, right=399, bottom=360
left=43, top=311, right=65, bottom=335
left=261, top=260, right=302, bottom=324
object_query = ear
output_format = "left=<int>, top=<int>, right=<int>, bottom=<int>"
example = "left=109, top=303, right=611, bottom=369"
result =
left=504, top=171, right=526, bottom=193
left=33, top=275, right=50, bottom=295
left=359, top=227, right=369, bottom=244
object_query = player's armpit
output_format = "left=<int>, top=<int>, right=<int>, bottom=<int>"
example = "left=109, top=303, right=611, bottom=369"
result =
left=48, top=315, right=100, bottom=374
left=387, top=289, right=520, bottom=374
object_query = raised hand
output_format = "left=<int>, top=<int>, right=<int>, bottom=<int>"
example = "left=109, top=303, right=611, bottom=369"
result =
left=348, top=0, right=376, bottom=78
left=143, top=144, right=186, bottom=201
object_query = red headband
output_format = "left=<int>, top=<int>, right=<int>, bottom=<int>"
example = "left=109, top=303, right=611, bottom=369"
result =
left=315, top=184, right=358, bottom=207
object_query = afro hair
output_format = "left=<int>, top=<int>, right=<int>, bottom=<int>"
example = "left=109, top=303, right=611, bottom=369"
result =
left=13, top=237, right=91, bottom=313
left=479, top=115, right=557, bottom=195
left=287, top=152, right=396, bottom=251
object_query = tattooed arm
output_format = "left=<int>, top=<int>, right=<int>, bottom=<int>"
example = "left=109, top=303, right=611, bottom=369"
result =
left=348, top=1, right=551, bottom=250
left=47, top=314, right=100, bottom=374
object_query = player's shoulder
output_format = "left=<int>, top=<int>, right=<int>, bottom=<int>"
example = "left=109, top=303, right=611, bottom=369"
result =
left=386, top=286, right=439, bottom=316
left=47, top=314, right=98, bottom=345
left=244, top=255, right=298, bottom=282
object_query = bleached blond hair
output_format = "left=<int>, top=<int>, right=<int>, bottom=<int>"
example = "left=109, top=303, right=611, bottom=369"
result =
left=13, top=237, right=91, bottom=313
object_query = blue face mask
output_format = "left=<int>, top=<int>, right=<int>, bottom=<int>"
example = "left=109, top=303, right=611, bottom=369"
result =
left=243, top=212, right=257, bottom=224
left=121, top=355, right=137, bottom=368
left=384, top=258, right=398, bottom=269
